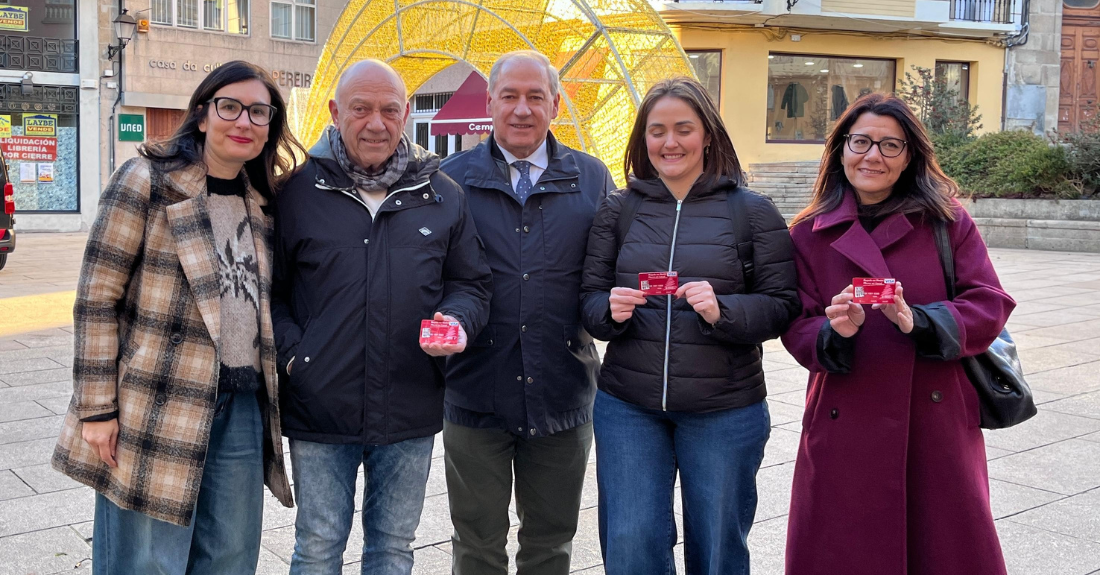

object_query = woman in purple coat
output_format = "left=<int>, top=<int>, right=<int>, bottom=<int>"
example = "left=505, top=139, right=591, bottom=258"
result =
left=781, top=93, right=1015, bottom=575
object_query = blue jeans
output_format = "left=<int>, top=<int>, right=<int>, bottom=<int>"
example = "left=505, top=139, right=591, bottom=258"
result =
left=288, top=435, right=434, bottom=575
left=594, top=390, right=770, bottom=575
left=92, top=391, right=264, bottom=575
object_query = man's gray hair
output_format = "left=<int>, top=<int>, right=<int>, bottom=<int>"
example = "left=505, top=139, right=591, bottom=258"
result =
left=487, top=51, right=561, bottom=99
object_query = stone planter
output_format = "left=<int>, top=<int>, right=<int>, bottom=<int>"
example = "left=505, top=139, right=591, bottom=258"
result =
left=963, top=198, right=1100, bottom=253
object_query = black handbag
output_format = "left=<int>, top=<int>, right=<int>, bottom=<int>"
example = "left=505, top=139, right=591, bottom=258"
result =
left=932, top=221, right=1036, bottom=430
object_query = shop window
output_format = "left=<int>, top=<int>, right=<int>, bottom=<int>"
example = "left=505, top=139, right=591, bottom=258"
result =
left=272, top=0, right=315, bottom=42
left=0, top=83, right=80, bottom=212
left=687, top=51, right=721, bottom=106
left=766, top=53, right=896, bottom=143
left=150, top=0, right=248, bottom=34
left=0, top=1, right=78, bottom=73
left=935, top=62, right=971, bottom=104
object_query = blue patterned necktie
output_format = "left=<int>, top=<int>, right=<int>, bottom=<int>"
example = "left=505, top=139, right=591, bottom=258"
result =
left=512, top=160, right=533, bottom=204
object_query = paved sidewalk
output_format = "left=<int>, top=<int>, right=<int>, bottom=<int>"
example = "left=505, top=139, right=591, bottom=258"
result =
left=2, top=233, right=1099, bottom=575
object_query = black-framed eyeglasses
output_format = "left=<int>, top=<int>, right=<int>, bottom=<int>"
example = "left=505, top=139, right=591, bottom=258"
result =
left=845, top=134, right=908, bottom=158
left=207, top=97, right=278, bottom=126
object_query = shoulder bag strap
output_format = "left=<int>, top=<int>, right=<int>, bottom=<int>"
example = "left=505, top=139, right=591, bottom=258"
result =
left=726, top=188, right=755, bottom=290
left=932, top=219, right=958, bottom=301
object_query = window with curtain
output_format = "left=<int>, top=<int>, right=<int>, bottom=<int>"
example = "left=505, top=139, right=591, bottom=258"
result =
left=150, top=0, right=247, bottom=33
left=687, top=51, right=722, bottom=107
left=272, top=0, right=315, bottom=41
left=151, top=0, right=172, bottom=25
left=766, top=53, right=896, bottom=143
left=935, top=62, right=971, bottom=104
left=177, top=0, right=198, bottom=28
left=203, top=0, right=223, bottom=30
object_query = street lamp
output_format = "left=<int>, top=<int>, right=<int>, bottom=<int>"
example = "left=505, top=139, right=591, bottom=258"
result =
left=106, top=9, right=137, bottom=61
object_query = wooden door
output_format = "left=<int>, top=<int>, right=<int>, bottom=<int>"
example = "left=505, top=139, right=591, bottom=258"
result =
left=1060, top=4, right=1100, bottom=132
left=146, top=108, right=186, bottom=142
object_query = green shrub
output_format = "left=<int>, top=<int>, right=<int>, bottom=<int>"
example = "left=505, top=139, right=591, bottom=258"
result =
left=1056, top=112, right=1100, bottom=197
left=939, top=130, right=1080, bottom=199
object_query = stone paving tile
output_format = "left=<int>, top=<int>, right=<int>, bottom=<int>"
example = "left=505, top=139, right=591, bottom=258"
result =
left=0, top=368, right=72, bottom=387
left=0, top=400, right=52, bottom=423
left=984, top=410, right=1100, bottom=453
left=36, top=396, right=73, bottom=416
left=756, top=462, right=795, bottom=522
left=12, top=331, right=75, bottom=349
left=987, top=440, right=1100, bottom=496
left=768, top=389, right=806, bottom=408
left=0, top=526, right=91, bottom=575
left=1010, top=331, right=1079, bottom=351
left=1025, top=361, right=1100, bottom=396
left=0, top=438, right=58, bottom=471
left=765, top=399, right=804, bottom=428
left=0, top=487, right=95, bottom=537
left=0, top=415, right=64, bottom=445
left=425, top=456, right=447, bottom=498
left=761, top=427, right=800, bottom=469
left=13, top=463, right=83, bottom=494
left=256, top=547, right=290, bottom=575
left=1018, top=345, right=1100, bottom=375
left=0, top=345, right=70, bottom=362
left=0, top=380, right=71, bottom=405
left=1044, top=391, right=1100, bottom=421
left=986, top=445, right=1017, bottom=460
left=997, top=520, right=1100, bottom=575
left=0, top=469, right=34, bottom=501
left=0, top=356, right=65, bottom=376
left=0, top=341, right=28, bottom=352
left=1009, top=489, right=1100, bottom=544
left=988, top=479, right=1066, bottom=519
left=748, top=514, right=789, bottom=575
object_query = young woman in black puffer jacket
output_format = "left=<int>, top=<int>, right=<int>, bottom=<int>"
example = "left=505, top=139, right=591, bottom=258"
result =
left=579, top=77, right=799, bottom=575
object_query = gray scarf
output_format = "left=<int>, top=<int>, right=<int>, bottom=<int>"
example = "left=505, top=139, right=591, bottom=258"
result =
left=327, top=124, right=409, bottom=192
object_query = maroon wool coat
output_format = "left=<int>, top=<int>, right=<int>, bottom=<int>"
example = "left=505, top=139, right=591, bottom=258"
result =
left=781, top=191, right=1014, bottom=575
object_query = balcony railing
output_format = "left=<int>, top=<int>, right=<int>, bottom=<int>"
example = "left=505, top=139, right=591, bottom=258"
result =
left=950, top=0, right=1015, bottom=24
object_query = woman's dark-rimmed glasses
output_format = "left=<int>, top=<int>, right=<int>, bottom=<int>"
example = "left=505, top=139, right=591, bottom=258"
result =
left=844, top=134, right=907, bottom=158
left=207, top=97, right=278, bottom=127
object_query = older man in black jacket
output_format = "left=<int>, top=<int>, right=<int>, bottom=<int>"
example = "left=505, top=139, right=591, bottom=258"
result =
left=271, top=60, right=492, bottom=575
left=439, top=50, right=616, bottom=575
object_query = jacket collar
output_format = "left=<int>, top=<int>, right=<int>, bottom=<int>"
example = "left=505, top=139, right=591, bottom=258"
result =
left=627, top=175, right=734, bottom=201
left=815, top=189, right=915, bottom=278
left=162, top=161, right=269, bottom=208
left=307, top=129, right=438, bottom=193
left=464, top=132, right=580, bottom=190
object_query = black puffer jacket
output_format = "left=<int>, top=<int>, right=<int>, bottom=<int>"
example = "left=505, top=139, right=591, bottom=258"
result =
left=580, top=177, right=799, bottom=413
left=271, top=132, right=492, bottom=445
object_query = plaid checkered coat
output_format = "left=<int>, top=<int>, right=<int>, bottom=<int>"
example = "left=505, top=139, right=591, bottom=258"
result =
left=52, top=157, right=294, bottom=526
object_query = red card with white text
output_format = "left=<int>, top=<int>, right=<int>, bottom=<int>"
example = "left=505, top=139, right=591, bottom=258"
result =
left=420, top=320, right=461, bottom=345
left=639, top=272, right=679, bottom=296
left=853, top=278, right=897, bottom=304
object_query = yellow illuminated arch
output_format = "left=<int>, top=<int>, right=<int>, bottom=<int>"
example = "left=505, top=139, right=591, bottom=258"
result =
left=288, top=0, right=697, bottom=184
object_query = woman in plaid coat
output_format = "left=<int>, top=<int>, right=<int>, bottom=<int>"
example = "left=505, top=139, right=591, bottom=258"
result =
left=52, top=61, right=304, bottom=575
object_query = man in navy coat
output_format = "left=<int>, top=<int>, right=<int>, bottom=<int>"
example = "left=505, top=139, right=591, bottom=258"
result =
left=440, top=50, right=616, bottom=575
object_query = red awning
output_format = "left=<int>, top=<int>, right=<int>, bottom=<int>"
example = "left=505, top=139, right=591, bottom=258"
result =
left=431, top=72, right=491, bottom=136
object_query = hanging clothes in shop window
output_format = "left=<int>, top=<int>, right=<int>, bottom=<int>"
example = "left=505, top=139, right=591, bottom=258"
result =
left=781, top=82, right=810, bottom=118
left=831, top=85, right=849, bottom=121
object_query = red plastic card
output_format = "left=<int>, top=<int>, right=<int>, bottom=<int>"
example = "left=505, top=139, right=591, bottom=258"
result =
left=639, top=272, right=679, bottom=296
left=852, top=278, right=897, bottom=304
left=419, top=320, right=461, bottom=345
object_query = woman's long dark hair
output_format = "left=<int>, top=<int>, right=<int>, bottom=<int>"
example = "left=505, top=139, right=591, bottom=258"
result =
left=624, top=77, right=745, bottom=188
left=790, top=93, right=958, bottom=229
left=138, top=60, right=304, bottom=197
